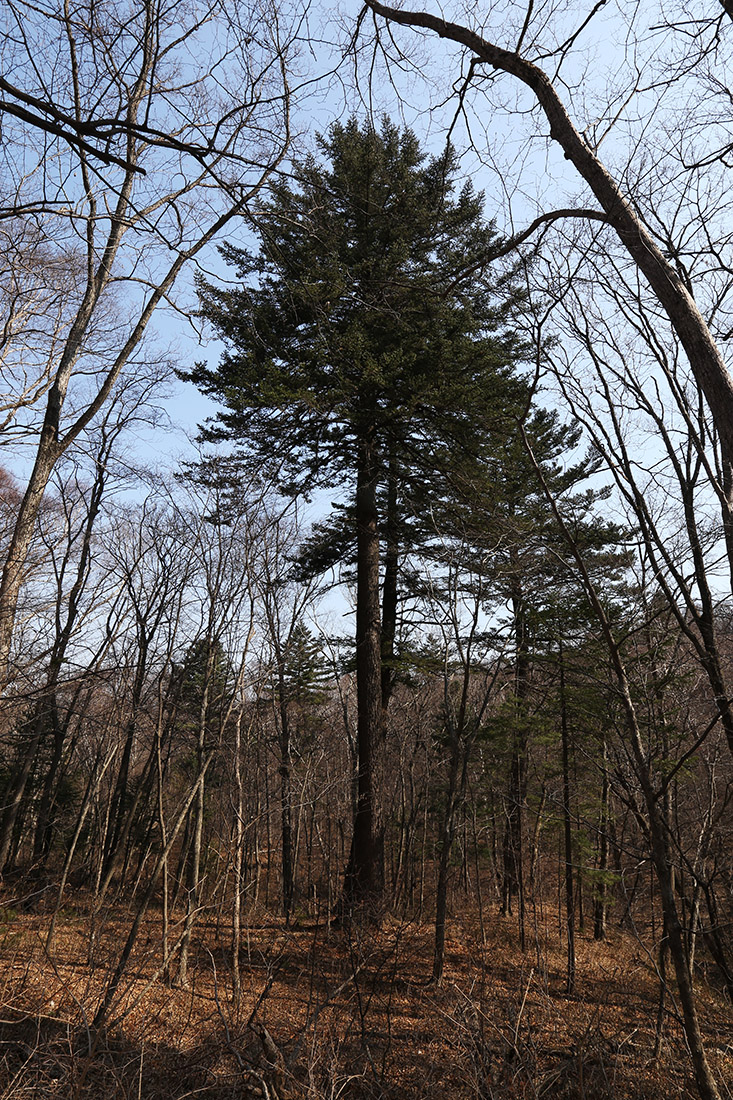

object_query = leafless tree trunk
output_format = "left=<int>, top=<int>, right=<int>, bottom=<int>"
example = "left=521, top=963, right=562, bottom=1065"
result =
left=521, top=423, right=722, bottom=1100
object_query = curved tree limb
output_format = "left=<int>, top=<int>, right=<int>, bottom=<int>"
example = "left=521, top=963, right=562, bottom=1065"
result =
left=362, top=0, right=733, bottom=489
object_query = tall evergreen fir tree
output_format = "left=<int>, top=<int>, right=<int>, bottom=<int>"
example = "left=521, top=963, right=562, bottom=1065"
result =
left=185, top=116, right=532, bottom=905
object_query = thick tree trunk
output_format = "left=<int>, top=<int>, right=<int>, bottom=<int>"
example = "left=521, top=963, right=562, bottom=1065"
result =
left=0, top=441, right=60, bottom=687
left=381, top=454, right=399, bottom=711
left=344, top=432, right=383, bottom=906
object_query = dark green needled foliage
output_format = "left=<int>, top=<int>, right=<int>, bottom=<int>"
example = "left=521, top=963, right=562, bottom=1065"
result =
left=184, top=115, right=532, bottom=905
left=186, top=115, right=528, bottom=493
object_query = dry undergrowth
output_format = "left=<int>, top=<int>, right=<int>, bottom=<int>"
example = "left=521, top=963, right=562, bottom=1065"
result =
left=0, top=892, right=730, bottom=1099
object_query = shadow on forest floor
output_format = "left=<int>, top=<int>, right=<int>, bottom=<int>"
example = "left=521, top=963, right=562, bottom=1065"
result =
left=0, top=901, right=731, bottom=1099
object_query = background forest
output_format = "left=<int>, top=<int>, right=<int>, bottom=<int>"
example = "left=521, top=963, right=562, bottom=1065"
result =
left=1, top=2, right=733, bottom=1099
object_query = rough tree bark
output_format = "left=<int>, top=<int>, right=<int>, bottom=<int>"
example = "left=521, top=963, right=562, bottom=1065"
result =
left=344, top=431, right=384, bottom=906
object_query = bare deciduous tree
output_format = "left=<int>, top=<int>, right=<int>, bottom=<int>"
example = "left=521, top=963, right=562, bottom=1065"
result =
left=359, top=0, right=733, bottom=572
left=0, top=0, right=298, bottom=686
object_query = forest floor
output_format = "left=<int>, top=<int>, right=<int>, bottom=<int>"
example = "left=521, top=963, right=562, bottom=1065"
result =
left=0, top=888, right=731, bottom=1099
